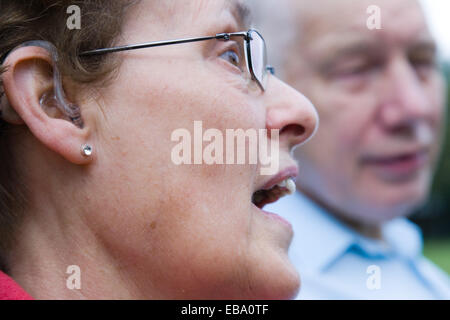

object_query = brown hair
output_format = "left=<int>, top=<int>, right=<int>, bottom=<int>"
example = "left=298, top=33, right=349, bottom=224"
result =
left=0, top=0, right=135, bottom=272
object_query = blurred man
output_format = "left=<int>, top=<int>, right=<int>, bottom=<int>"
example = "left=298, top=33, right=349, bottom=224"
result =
left=256, top=0, right=450, bottom=299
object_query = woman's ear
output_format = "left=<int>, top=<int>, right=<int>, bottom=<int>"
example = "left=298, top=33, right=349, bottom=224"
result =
left=1, top=45, right=92, bottom=165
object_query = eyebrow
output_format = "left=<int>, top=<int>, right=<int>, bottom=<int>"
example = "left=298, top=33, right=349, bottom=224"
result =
left=330, top=41, right=379, bottom=60
left=317, top=41, right=379, bottom=72
left=316, top=37, right=439, bottom=75
left=229, top=1, right=252, bottom=30
left=325, top=37, right=438, bottom=61
left=408, top=40, right=437, bottom=55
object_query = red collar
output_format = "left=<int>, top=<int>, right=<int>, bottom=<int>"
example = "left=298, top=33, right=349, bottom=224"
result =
left=0, top=271, right=34, bottom=300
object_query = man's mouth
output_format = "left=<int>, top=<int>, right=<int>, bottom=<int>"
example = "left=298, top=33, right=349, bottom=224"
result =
left=252, top=177, right=296, bottom=209
left=360, top=149, right=430, bottom=180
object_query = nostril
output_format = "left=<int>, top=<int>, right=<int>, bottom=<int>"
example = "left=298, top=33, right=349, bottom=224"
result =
left=280, top=124, right=305, bottom=137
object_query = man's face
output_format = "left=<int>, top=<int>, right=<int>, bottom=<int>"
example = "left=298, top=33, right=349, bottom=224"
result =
left=285, top=0, right=446, bottom=224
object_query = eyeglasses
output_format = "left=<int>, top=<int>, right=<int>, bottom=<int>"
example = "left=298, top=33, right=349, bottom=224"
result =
left=80, top=29, right=274, bottom=92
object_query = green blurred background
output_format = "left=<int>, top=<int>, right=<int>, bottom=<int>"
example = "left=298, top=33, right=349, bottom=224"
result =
left=411, top=61, right=450, bottom=274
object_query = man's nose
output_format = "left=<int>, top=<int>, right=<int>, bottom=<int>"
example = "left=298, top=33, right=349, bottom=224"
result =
left=264, top=76, right=319, bottom=150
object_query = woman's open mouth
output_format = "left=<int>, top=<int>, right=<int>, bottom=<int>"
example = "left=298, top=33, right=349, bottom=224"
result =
left=252, top=177, right=296, bottom=209
left=251, top=166, right=299, bottom=229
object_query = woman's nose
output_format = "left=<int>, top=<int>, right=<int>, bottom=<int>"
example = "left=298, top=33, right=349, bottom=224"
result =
left=264, top=76, right=319, bottom=150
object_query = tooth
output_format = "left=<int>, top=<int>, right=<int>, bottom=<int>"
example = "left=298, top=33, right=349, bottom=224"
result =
left=277, top=180, right=287, bottom=188
left=286, top=178, right=296, bottom=195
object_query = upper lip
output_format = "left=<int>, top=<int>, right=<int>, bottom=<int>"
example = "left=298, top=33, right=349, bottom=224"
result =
left=257, top=166, right=299, bottom=191
left=360, top=147, right=429, bottom=163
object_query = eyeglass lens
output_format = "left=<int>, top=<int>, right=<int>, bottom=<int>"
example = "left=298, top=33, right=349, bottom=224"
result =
left=248, top=30, right=268, bottom=90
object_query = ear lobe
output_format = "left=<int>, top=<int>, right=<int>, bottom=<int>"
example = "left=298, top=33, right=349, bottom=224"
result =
left=1, top=44, right=92, bottom=165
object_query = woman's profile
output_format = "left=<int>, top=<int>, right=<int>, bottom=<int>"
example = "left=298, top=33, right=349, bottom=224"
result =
left=0, top=0, right=318, bottom=299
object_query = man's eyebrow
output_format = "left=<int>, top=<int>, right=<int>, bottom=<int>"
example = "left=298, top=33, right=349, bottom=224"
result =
left=229, top=1, right=252, bottom=29
left=409, top=40, right=437, bottom=54
left=330, top=41, right=379, bottom=60
left=316, top=41, right=380, bottom=71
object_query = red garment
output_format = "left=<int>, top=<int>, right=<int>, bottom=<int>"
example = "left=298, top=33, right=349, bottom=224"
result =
left=0, top=271, right=33, bottom=300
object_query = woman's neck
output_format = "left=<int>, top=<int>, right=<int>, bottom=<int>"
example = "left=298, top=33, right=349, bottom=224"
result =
left=6, top=204, right=155, bottom=299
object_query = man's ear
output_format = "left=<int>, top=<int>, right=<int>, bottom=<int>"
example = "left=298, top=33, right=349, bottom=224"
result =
left=1, top=45, right=92, bottom=165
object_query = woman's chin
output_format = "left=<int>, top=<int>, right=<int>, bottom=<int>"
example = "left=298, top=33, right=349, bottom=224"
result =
left=244, top=247, right=300, bottom=300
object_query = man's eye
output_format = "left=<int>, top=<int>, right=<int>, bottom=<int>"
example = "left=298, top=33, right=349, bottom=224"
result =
left=411, top=57, right=437, bottom=69
left=338, top=65, right=368, bottom=77
left=220, top=50, right=241, bottom=68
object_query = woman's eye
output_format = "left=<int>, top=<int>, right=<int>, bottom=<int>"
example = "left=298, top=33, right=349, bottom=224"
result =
left=220, top=50, right=241, bottom=68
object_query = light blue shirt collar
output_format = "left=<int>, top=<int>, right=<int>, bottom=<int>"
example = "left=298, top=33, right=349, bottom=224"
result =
left=268, top=192, right=423, bottom=272
left=267, top=192, right=450, bottom=299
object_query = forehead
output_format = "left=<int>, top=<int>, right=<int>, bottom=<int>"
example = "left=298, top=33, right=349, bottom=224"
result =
left=124, top=0, right=251, bottom=40
left=170, top=0, right=249, bottom=19
left=296, top=0, right=431, bottom=52
left=195, top=0, right=252, bottom=31
left=172, top=0, right=250, bottom=30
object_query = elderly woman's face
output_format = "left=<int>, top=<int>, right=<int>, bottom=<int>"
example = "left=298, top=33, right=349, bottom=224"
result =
left=83, top=0, right=317, bottom=299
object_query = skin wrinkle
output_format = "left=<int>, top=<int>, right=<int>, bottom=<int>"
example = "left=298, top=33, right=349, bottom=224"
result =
left=2, top=0, right=318, bottom=299
left=256, top=0, right=445, bottom=239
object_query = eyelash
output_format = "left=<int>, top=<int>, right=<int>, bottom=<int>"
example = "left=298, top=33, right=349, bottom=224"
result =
left=219, top=42, right=244, bottom=72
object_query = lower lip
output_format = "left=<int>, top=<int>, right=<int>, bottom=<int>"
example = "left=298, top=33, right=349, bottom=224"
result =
left=258, top=207, right=293, bottom=229
left=364, top=151, right=429, bottom=178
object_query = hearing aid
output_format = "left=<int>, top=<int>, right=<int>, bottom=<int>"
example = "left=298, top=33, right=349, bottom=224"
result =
left=0, top=40, right=83, bottom=128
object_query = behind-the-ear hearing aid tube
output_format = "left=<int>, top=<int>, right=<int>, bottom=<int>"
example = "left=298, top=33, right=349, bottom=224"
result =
left=1, top=40, right=84, bottom=128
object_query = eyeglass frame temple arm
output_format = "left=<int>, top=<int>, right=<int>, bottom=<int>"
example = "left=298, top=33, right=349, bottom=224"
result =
left=79, top=32, right=251, bottom=57
left=78, top=31, right=274, bottom=89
